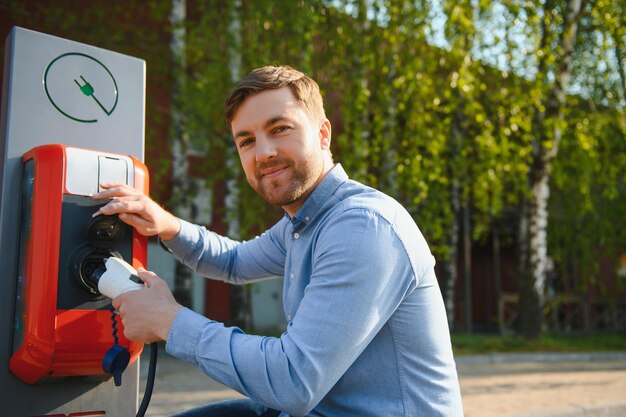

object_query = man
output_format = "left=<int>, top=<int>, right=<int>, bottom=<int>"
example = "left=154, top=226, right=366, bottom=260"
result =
left=94, top=65, right=463, bottom=417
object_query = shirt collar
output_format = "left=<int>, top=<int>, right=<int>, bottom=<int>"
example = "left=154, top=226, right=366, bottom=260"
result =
left=289, top=164, right=348, bottom=225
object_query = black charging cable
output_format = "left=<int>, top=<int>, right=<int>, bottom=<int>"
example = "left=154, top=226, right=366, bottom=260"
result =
left=136, top=342, right=158, bottom=417
left=104, top=304, right=158, bottom=417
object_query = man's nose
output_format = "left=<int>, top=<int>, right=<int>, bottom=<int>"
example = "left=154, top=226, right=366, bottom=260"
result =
left=255, top=136, right=277, bottom=161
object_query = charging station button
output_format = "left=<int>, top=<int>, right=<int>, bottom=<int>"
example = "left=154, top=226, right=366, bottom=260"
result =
left=98, top=156, right=128, bottom=191
left=65, top=147, right=134, bottom=196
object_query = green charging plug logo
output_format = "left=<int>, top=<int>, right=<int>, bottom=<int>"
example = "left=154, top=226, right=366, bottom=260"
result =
left=44, top=52, right=119, bottom=123
left=75, top=75, right=94, bottom=96
left=74, top=75, right=114, bottom=116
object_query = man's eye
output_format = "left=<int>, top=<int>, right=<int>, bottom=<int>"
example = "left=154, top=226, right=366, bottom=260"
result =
left=273, top=126, right=291, bottom=134
left=239, top=138, right=254, bottom=148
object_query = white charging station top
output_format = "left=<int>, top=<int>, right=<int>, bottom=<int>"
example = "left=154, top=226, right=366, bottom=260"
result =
left=65, top=147, right=134, bottom=196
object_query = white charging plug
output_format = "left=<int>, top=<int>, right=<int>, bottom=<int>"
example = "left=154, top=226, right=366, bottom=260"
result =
left=98, top=257, right=144, bottom=299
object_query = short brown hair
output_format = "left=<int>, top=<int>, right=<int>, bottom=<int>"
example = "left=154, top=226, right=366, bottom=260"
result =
left=225, top=65, right=326, bottom=124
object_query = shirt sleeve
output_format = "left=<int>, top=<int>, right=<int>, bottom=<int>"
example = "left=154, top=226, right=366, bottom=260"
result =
left=166, top=207, right=418, bottom=416
left=162, top=218, right=287, bottom=284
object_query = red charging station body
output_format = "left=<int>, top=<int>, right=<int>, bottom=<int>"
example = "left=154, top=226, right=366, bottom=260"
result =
left=9, top=144, right=148, bottom=384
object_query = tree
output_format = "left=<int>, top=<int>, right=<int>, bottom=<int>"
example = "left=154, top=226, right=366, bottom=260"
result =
left=548, top=0, right=626, bottom=304
left=168, top=0, right=195, bottom=308
left=515, top=0, right=587, bottom=338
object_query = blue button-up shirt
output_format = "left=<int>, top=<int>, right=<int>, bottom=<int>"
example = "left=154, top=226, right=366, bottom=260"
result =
left=165, top=164, right=463, bottom=416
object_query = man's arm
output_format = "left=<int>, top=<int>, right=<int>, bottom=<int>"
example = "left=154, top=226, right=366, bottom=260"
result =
left=162, top=218, right=287, bottom=284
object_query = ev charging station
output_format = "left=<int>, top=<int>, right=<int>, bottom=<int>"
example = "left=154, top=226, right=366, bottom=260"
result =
left=0, top=27, right=148, bottom=416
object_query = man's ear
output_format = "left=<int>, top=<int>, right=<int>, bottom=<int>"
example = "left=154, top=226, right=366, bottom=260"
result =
left=319, top=118, right=332, bottom=150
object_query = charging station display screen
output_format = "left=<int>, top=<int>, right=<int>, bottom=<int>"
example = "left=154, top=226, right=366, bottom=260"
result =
left=13, top=159, right=35, bottom=353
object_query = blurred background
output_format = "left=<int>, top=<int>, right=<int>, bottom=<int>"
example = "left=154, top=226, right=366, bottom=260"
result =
left=1, top=0, right=624, bottom=344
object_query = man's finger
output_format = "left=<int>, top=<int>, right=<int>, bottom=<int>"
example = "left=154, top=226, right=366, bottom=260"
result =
left=95, top=197, right=145, bottom=216
left=118, top=213, right=156, bottom=235
left=112, top=296, right=122, bottom=311
left=92, top=184, right=138, bottom=200
left=137, top=269, right=160, bottom=287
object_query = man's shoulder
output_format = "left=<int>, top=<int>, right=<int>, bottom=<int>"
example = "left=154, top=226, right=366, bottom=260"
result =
left=333, top=179, right=406, bottom=220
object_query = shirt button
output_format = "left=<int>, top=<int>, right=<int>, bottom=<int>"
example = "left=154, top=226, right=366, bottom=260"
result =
left=287, top=314, right=292, bottom=320
left=293, top=232, right=300, bottom=239
left=290, top=272, right=295, bottom=280
left=304, top=216, right=310, bottom=221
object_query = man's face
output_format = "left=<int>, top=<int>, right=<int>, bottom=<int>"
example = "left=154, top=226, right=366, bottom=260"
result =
left=231, top=87, right=331, bottom=215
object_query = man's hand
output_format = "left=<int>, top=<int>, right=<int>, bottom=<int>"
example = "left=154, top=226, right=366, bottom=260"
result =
left=92, top=183, right=181, bottom=240
left=113, top=269, right=182, bottom=344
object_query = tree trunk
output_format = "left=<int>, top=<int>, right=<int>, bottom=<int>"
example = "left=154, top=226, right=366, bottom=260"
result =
left=462, top=202, right=472, bottom=333
left=492, top=220, right=502, bottom=331
left=517, top=0, right=586, bottom=338
left=225, top=0, right=252, bottom=330
left=442, top=179, right=460, bottom=329
left=611, top=30, right=626, bottom=103
left=441, top=98, right=466, bottom=330
left=517, top=179, right=546, bottom=338
left=169, top=0, right=194, bottom=308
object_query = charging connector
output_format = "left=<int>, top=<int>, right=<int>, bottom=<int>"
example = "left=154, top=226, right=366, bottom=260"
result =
left=98, top=257, right=144, bottom=298
left=97, top=256, right=157, bottom=417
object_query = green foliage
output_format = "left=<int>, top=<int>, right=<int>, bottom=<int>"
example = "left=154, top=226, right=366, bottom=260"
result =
left=542, top=0, right=626, bottom=297
left=549, top=106, right=626, bottom=293
left=452, top=332, right=626, bottom=355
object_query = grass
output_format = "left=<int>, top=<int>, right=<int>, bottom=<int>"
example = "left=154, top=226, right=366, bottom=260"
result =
left=451, top=332, right=626, bottom=355
left=249, top=327, right=626, bottom=355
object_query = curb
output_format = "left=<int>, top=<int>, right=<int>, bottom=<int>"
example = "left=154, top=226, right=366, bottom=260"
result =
left=455, top=351, right=626, bottom=364
left=516, top=402, right=626, bottom=417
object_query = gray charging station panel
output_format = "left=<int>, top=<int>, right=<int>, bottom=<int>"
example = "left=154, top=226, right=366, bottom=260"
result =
left=0, top=27, right=146, bottom=416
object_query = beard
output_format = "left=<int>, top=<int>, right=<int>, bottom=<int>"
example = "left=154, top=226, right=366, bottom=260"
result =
left=254, top=157, right=321, bottom=207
